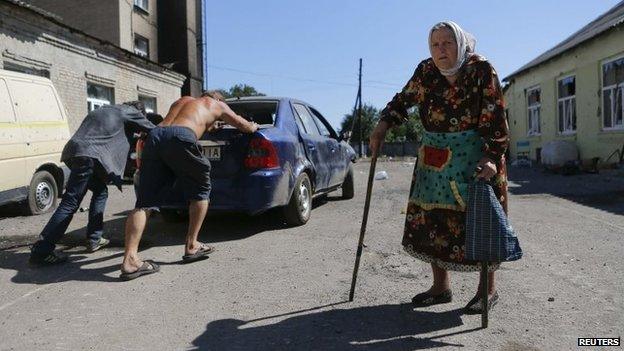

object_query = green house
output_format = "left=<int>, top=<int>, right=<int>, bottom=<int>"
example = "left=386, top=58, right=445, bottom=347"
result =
left=503, top=1, right=624, bottom=166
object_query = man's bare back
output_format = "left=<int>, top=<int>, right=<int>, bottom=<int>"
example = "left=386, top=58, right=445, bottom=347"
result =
left=160, top=95, right=257, bottom=139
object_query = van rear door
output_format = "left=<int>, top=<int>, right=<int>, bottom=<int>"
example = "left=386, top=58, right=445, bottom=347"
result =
left=0, top=77, right=26, bottom=195
left=7, top=78, right=68, bottom=168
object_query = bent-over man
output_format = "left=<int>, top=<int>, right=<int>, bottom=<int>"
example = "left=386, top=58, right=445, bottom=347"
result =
left=120, top=92, right=258, bottom=280
left=30, top=102, right=155, bottom=265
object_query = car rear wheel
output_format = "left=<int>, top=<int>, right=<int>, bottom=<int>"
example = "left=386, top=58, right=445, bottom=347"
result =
left=341, top=164, right=355, bottom=199
left=283, top=173, right=312, bottom=226
left=26, top=170, right=58, bottom=215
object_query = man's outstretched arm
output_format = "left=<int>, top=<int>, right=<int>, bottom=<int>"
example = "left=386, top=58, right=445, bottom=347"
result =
left=216, top=101, right=258, bottom=133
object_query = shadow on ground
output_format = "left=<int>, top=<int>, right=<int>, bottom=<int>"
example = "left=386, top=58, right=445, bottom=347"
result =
left=191, top=303, right=476, bottom=350
left=0, top=202, right=27, bottom=220
left=0, top=195, right=337, bottom=284
left=507, top=166, right=624, bottom=215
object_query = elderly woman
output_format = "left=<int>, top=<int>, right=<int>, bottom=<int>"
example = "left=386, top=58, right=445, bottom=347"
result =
left=369, top=21, right=509, bottom=313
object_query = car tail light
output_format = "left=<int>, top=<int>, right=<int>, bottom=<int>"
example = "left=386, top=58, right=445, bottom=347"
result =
left=244, top=138, right=279, bottom=169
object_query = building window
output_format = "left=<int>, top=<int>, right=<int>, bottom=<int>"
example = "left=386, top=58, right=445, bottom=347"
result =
left=602, top=56, right=624, bottom=130
left=133, top=0, right=148, bottom=12
left=3, top=62, right=49, bottom=78
left=134, top=34, right=149, bottom=58
left=139, top=95, right=156, bottom=113
left=87, top=83, right=114, bottom=112
left=557, top=75, right=576, bottom=134
left=527, top=86, right=541, bottom=136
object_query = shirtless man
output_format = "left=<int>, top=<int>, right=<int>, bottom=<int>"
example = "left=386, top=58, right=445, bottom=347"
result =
left=120, top=91, right=257, bottom=280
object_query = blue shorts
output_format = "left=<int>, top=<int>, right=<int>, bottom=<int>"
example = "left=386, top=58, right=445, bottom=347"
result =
left=135, top=126, right=211, bottom=210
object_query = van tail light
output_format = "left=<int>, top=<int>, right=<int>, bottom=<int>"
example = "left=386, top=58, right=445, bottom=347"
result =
left=244, top=138, right=279, bottom=169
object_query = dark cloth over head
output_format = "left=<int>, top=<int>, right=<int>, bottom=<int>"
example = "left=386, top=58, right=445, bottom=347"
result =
left=61, top=104, right=155, bottom=188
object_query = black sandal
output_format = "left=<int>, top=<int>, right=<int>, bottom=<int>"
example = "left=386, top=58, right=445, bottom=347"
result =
left=411, top=289, right=453, bottom=307
left=182, top=243, right=215, bottom=264
left=463, top=291, right=499, bottom=314
left=119, top=260, right=160, bottom=281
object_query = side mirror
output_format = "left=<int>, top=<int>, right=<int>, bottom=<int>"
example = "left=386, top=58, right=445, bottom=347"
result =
left=338, top=130, right=352, bottom=142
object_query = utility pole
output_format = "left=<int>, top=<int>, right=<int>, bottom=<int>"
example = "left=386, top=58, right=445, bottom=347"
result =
left=357, top=58, right=363, bottom=158
left=201, top=0, right=208, bottom=92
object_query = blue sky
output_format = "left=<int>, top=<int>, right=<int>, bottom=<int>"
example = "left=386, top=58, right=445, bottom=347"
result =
left=205, top=0, right=621, bottom=130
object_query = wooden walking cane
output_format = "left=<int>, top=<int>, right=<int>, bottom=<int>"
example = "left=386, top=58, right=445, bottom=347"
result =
left=481, top=261, right=488, bottom=328
left=349, top=154, right=378, bottom=301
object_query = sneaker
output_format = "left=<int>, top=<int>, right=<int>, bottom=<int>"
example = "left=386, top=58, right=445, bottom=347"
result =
left=87, top=237, right=110, bottom=253
left=29, top=251, right=69, bottom=266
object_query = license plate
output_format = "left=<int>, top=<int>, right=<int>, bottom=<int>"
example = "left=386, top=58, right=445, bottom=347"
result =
left=203, top=146, right=221, bottom=161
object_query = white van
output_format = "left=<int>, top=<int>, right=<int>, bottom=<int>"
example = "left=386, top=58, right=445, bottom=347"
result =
left=0, top=69, right=70, bottom=214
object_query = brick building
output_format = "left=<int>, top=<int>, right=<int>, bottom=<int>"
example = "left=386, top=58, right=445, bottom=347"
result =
left=25, top=0, right=204, bottom=97
left=0, top=0, right=186, bottom=131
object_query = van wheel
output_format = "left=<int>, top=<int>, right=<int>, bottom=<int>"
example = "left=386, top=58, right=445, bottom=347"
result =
left=27, top=171, right=58, bottom=215
left=342, top=164, right=355, bottom=200
left=283, top=173, right=312, bottom=226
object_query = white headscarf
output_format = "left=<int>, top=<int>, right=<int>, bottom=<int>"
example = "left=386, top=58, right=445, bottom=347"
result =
left=428, top=21, right=476, bottom=76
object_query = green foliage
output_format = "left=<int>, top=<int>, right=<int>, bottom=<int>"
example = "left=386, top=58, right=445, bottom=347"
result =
left=386, top=108, right=423, bottom=142
left=217, top=84, right=266, bottom=99
left=339, top=104, right=379, bottom=143
left=340, top=105, right=423, bottom=143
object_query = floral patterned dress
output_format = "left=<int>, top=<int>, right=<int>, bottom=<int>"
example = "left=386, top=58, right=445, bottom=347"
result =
left=380, top=54, right=509, bottom=271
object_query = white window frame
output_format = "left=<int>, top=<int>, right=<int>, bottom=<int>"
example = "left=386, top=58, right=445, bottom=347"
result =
left=557, top=75, right=576, bottom=135
left=138, top=95, right=157, bottom=113
left=87, top=83, right=113, bottom=112
left=134, top=34, right=149, bottom=58
left=526, top=86, right=541, bottom=136
left=601, top=54, right=624, bottom=131
left=133, top=0, right=149, bottom=12
left=87, top=98, right=110, bottom=112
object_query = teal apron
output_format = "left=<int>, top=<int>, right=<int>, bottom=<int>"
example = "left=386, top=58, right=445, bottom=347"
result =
left=411, top=130, right=484, bottom=211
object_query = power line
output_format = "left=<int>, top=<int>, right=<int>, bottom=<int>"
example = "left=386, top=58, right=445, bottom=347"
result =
left=206, top=64, right=399, bottom=91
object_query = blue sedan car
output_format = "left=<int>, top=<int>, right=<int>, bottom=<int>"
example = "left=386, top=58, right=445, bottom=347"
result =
left=158, top=96, right=356, bottom=226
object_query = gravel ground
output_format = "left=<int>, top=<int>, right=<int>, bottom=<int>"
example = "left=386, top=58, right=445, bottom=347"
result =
left=0, top=161, right=622, bottom=350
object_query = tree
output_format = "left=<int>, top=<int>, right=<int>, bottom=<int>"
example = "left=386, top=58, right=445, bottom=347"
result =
left=217, top=84, right=266, bottom=99
left=341, top=105, right=423, bottom=143
left=385, top=108, right=424, bottom=142
left=339, top=104, right=380, bottom=144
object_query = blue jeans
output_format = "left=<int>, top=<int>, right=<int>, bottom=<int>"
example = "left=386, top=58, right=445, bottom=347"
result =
left=32, top=157, right=109, bottom=254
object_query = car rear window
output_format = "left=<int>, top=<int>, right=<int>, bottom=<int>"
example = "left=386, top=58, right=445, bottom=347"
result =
left=227, top=101, right=278, bottom=126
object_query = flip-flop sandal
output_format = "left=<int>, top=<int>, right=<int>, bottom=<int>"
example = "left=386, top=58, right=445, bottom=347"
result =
left=182, top=244, right=215, bottom=263
left=119, top=260, right=160, bottom=281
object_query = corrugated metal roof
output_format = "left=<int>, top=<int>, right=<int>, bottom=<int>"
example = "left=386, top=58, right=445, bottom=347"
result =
left=504, top=1, right=624, bottom=81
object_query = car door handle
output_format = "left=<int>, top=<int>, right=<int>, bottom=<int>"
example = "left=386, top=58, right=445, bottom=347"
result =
left=307, top=143, right=316, bottom=150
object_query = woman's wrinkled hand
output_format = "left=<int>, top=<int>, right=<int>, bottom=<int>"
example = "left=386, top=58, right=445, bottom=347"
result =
left=476, top=157, right=497, bottom=180
left=369, top=120, right=390, bottom=157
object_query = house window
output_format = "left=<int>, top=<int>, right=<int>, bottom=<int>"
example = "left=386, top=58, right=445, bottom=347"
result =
left=133, top=0, right=148, bottom=12
left=87, top=83, right=113, bottom=112
left=139, top=95, right=156, bottom=113
left=134, top=34, right=149, bottom=58
left=602, top=56, right=624, bottom=130
left=527, top=86, right=541, bottom=136
left=557, top=75, right=576, bottom=134
left=3, top=62, right=49, bottom=78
